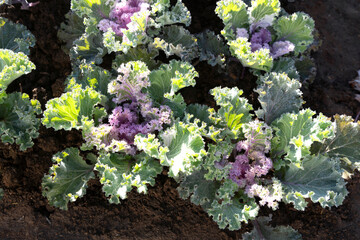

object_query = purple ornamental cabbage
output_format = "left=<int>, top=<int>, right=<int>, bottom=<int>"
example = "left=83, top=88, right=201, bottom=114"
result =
left=226, top=122, right=284, bottom=209
left=108, top=102, right=171, bottom=146
left=236, top=27, right=295, bottom=59
left=98, top=0, right=150, bottom=36
left=228, top=122, right=274, bottom=204
left=250, top=28, right=271, bottom=52
left=88, top=61, right=172, bottom=154
left=108, top=63, right=151, bottom=104
left=229, top=141, right=273, bottom=188
left=270, top=40, right=295, bottom=58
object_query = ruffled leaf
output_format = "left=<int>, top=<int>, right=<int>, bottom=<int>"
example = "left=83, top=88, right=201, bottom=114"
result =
left=280, top=154, right=348, bottom=210
left=0, top=92, right=41, bottom=151
left=270, top=57, right=299, bottom=80
left=316, top=115, right=360, bottom=175
left=243, top=215, right=302, bottom=240
left=274, top=12, right=315, bottom=55
left=112, top=46, right=160, bottom=71
left=42, top=148, right=95, bottom=210
left=148, top=60, right=198, bottom=117
left=154, top=0, right=191, bottom=26
left=0, top=49, right=35, bottom=94
left=151, top=25, right=199, bottom=62
left=185, top=104, right=223, bottom=141
left=0, top=17, right=35, bottom=55
left=255, top=72, right=303, bottom=124
left=196, top=30, right=230, bottom=67
left=208, top=190, right=259, bottom=230
left=103, top=9, right=150, bottom=54
left=295, top=55, right=317, bottom=86
left=70, top=31, right=106, bottom=65
left=229, top=37, right=273, bottom=71
left=71, top=0, right=109, bottom=19
left=65, top=63, right=112, bottom=95
left=271, top=109, right=334, bottom=169
left=57, top=11, right=86, bottom=54
left=210, top=86, right=253, bottom=139
left=96, top=152, right=162, bottom=204
left=42, top=87, right=105, bottom=131
left=215, top=0, right=249, bottom=40
left=135, top=121, right=206, bottom=178
left=177, top=169, right=220, bottom=209
left=248, top=0, right=280, bottom=24
left=203, top=141, right=234, bottom=181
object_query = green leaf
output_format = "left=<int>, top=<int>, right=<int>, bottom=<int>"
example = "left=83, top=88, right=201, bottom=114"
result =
left=70, top=31, right=106, bottom=65
left=248, top=0, right=280, bottom=24
left=294, top=55, right=317, bottom=87
left=135, top=121, right=206, bottom=178
left=317, top=115, right=360, bottom=175
left=0, top=188, right=3, bottom=200
left=42, top=87, right=104, bottom=131
left=196, top=30, right=230, bottom=67
left=148, top=60, right=198, bottom=118
left=185, top=103, right=212, bottom=126
left=210, top=87, right=253, bottom=138
left=0, top=49, right=35, bottom=94
left=154, top=0, right=191, bottom=26
left=274, top=12, right=315, bottom=55
left=112, top=46, right=160, bottom=71
left=280, top=154, right=348, bottom=210
left=0, top=92, right=41, bottom=151
left=96, top=152, right=162, bottom=204
left=215, top=178, right=240, bottom=204
left=149, top=0, right=170, bottom=14
left=57, top=11, right=86, bottom=54
left=0, top=17, right=35, bottom=55
left=177, top=169, right=220, bottom=209
left=255, top=72, right=303, bottom=124
left=215, top=0, right=249, bottom=40
left=80, top=124, right=130, bottom=152
left=208, top=192, right=259, bottom=230
left=243, top=215, right=302, bottom=240
left=151, top=25, right=199, bottom=62
left=160, top=121, right=205, bottom=177
left=271, top=109, right=334, bottom=169
left=271, top=57, right=300, bottom=80
left=203, top=141, right=233, bottom=181
left=65, top=63, right=113, bottom=99
left=229, top=37, right=273, bottom=71
left=42, top=148, right=95, bottom=210
left=71, top=0, right=110, bottom=18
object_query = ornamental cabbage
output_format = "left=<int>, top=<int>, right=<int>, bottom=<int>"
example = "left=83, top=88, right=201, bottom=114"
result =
left=216, top=0, right=314, bottom=72
left=98, top=0, right=150, bottom=36
left=0, top=17, right=40, bottom=151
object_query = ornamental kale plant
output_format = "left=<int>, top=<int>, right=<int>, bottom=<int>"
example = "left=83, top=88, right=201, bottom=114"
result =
left=215, top=0, right=315, bottom=73
left=57, top=0, right=198, bottom=66
left=58, top=0, right=228, bottom=69
left=41, top=59, right=205, bottom=208
left=175, top=85, right=358, bottom=234
left=0, top=17, right=41, bottom=151
left=37, top=0, right=360, bottom=238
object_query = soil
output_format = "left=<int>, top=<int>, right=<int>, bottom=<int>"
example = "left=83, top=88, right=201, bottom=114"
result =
left=0, top=0, right=360, bottom=239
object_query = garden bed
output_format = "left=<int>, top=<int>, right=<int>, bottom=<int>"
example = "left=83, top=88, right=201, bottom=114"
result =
left=0, top=0, right=359, bottom=239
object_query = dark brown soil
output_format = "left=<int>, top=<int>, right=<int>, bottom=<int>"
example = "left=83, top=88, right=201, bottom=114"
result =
left=0, top=0, right=360, bottom=239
